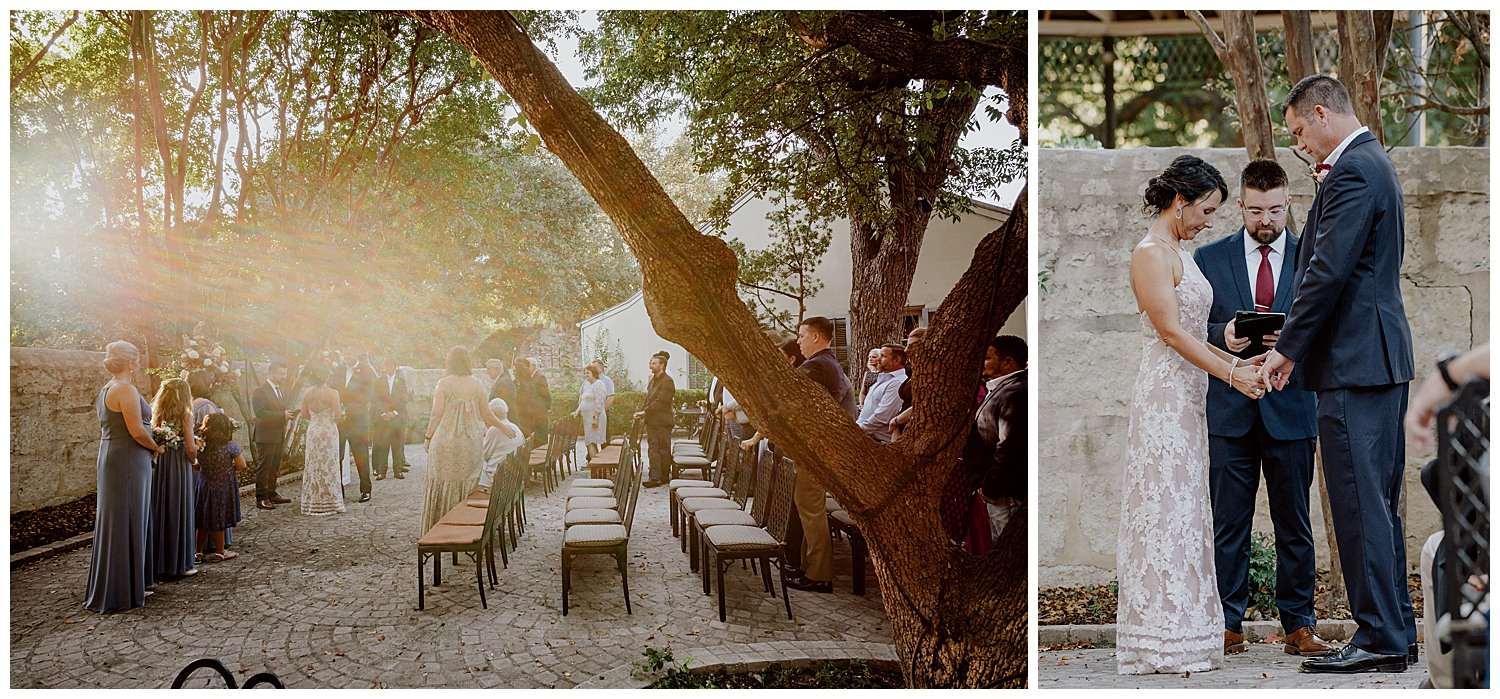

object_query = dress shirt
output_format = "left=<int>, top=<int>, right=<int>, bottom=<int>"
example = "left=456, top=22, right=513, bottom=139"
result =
left=1242, top=228, right=1287, bottom=300
left=855, top=371, right=904, bottom=443
left=1323, top=126, right=1370, bottom=169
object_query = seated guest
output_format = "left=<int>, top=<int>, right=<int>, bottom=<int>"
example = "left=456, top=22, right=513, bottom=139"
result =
left=964, top=334, right=1027, bottom=544
left=855, top=343, right=907, bottom=443
left=479, top=398, right=524, bottom=492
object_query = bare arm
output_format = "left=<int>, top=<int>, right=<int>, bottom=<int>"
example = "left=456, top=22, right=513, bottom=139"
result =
left=1132, top=243, right=1263, bottom=398
left=1405, top=344, right=1490, bottom=453
left=112, top=384, right=162, bottom=453
left=184, top=419, right=197, bottom=461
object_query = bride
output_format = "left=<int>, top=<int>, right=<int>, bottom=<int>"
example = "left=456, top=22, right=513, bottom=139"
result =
left=1117, top=155, right=1266, bottom=674
left=299, top=365, right=344, bottom=516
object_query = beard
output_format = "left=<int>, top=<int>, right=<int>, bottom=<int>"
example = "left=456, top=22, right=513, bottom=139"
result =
left=1246, top=224, right=1281, bottom=245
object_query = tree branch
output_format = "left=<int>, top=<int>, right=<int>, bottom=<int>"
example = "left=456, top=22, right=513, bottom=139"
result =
left=13, top=11, right=81, bottom=93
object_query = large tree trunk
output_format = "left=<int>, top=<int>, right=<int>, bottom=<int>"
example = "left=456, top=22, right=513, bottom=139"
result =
left=1338, top=11, right=1385, bottom=143
left=399, top=10, right=1027, bottom=687
left=1188, top=11, right=1275, bottom=160
left=1283, top=12, right=1318, bottom=84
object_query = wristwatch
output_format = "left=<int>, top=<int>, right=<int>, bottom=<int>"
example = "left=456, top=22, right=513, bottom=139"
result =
left=1435, top=351, right=1463, bottom=391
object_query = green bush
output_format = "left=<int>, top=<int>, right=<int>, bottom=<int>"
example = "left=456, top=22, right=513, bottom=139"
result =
left=1245, top=531, right=1279, bottom=620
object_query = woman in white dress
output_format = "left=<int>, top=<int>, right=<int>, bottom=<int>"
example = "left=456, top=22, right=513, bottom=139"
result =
left=575, top=365, right=608, bottom=459
left=299, top=365, right=344, bottom=516
left=1118, top=155, right=1266, bottom=675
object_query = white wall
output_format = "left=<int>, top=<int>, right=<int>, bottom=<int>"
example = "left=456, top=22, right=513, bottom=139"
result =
left=578, top=291, right=691, bottom=392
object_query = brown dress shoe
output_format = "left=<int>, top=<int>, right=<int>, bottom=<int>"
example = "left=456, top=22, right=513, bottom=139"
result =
left=1283, top=626, right=1336, bottom=657
left=1225, top=629, right=1247, bottom=654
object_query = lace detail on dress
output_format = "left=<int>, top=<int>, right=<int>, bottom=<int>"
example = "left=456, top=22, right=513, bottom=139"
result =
left=301, top=409, right=345, bottom=516
left=1116, top=248, right=1224, bottom=674
left=422, top=394, right=486, bottom=533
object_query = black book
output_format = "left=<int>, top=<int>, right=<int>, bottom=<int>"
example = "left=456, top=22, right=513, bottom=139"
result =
left=1234, top=311, right=1285, bottom=358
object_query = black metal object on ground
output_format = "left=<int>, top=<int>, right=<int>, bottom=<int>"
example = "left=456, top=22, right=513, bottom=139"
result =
left=1434, top=378, right=1489, bottom=689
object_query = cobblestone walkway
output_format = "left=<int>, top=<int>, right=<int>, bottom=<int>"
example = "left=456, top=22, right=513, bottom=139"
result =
left=1038, top=642, right=1429, bottom=689
left=10, top=446, right=891, bottom=688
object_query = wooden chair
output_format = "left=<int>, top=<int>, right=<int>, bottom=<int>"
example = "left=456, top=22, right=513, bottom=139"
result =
left=692, top=447, right=776, bottom=573
left=670, top=424, right=732, bottom=538
left=828, top=503, right=870, bottom=596
left=463, top=444, right=527, bottom=570
left=668, top=423, right=727, bottom=537
left=527, top=430, right=559, bottom=496
left=700, top=456, right=797, bottom=622
left=564, top=446, right=636, bottom=529
left=671, top=413, right=715, bottom=481
left=681, top=445, right=754, bottom=570
left=416, top=455, right=511, bottom=610
left=561, top=444, right=643, bottom=615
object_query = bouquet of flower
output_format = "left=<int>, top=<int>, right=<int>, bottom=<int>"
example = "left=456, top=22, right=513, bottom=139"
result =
left=153, top=423, right=185, bottom=450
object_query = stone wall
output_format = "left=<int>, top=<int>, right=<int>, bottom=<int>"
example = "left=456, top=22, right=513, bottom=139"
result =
left=1038, top=146, right=1489, bottom=587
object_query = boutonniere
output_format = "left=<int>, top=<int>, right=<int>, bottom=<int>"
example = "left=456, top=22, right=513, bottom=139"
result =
left=1309, top=163, right=1332, bottom=187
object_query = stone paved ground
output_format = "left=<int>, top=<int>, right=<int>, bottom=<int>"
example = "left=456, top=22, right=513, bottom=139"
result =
left=1038, top=642, right=1430, bottom=689
left=10, top=445, right=891, bottom=688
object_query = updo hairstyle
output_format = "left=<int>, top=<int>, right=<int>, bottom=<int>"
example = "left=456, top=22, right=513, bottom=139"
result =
left=103, top=341, right=140, bottom=374
left=1142, top=155, right=1229, bottom=217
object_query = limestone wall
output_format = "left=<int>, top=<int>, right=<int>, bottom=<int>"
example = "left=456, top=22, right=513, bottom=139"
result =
left=1039, top=146, right=1489, bottom=587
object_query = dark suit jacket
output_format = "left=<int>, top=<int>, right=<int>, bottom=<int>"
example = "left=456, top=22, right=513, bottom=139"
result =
left=514, top=369, right=553, bottom=435
left=371, top=372, right=411, bottom=425
left=964, top=369, right=1026, bottom=502
left=1278, top=131, right=1415, bottom=391
left=799, top=348, right=858, bottom=419
left=642, top=371, right=676, bottom=427
left=250, top=381, right=289, bottom=445
left=332, top=362, right=377, bottom=431
left=1194, top=228, right=1318, bottom=441
left=488, top=370, right=516, bottom=406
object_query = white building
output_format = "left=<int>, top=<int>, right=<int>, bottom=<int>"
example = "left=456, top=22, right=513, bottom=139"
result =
left=579, top=197, right=1022, bottom=390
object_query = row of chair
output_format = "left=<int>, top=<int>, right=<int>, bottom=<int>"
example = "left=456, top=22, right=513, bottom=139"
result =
left=528, top=419, right=581, bottom=496
left=560, top=418, right=646, bottom=615
left=415, top=438, right=533, bottom=610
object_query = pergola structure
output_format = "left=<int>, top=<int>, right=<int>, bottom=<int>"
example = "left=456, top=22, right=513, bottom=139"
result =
left=1037, top=10, right=1341, bottom=37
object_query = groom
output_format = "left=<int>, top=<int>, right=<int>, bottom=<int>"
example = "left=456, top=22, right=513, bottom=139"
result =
left=1262, top=75, right=1417, bottom=673
left=1194, top=160, right=1330, bottom=658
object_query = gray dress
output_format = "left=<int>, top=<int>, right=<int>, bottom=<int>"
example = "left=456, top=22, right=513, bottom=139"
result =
left=83, top=387, right=155, bottom=614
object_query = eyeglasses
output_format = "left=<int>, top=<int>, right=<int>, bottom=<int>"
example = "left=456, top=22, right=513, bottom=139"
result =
left=1244, top=206, right=1287, bottom=219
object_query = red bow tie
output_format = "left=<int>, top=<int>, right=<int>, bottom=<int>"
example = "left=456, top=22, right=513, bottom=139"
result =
left=1314, top=163, right=1332, bottom=173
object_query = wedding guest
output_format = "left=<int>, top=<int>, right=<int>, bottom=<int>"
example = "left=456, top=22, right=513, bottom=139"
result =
left=718, top=386, right=751, bottom=441
left=634, top=351, right=676, bottom=487
left=84, top=341, right=163, bottom=614
left=963, top=335, right=1027, bottom=546
left=859, top=348, right=882, bottom=404
left=149, top=377, right=198, bottom=580
left=785, top=316, right=857, bottom=594
left=513, top=357, right=552, bottom=443
left=855, top=343, right=907, bottom=443
left=332, top=348, right=376, bottom=503
left=479, top=398, right=525, bottom=492
left=188, top=370, right=223, bottom=425
left=486, top=359, right=516, bottom=405
left=195, top=413, right=243, bottom=563
left=371, top=355, right=411, bottom=480
left=423, top=346, right=510, bottom=533
left=575, top=365, right=608, bottom=459
left=251, top=361, right=295, bottom=510
left=589, top=361, right=617, bottom=441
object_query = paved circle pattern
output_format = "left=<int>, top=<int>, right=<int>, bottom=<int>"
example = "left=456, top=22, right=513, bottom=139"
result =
left=1038, top=641, right=1430, bottom=689
left=10, top=445, right=893, bottom=688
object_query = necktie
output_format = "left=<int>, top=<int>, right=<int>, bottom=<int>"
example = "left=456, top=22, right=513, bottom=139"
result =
left=1255, top=245, right=1275, bottom=311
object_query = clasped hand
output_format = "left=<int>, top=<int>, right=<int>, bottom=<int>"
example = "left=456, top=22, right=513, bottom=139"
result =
left=1231, top=353, right=1268, bottom=400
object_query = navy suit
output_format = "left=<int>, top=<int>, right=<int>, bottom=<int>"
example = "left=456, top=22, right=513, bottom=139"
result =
left=1194, top=228, right=1318, bottom=635
left=1277, top=130, right=1417, bottom=656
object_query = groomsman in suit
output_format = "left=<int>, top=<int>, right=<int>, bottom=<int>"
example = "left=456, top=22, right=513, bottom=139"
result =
left=1194, top=160, right=1332, bottom=658
left=251, top=361, right=295, bottom=510
left=487, top=359, right=516, bottom=405
left=333, top=346, right=377, bottom=502
left=1263, top=76, right=1417, bottom=674
left=513, top=357, right=552, bottom=443
left=371, top=355, right=411, bottom=481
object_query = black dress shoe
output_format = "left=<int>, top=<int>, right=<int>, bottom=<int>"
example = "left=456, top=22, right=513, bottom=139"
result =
left=394, top=471, right=406, bottom=479
left=784, top=574, right=833, bottom=594
left=780, top=564, right=806, bottom=579
left=1299, top=643, right=1408, bottom=674
left=1408, top=643, right=1419, bottom=664
left=375, top=473, right=386, bottom=481
left=270, top=495, right=292, bottom=504
left=256, top=500, right=276, bottom=510
left=358, top=493, right=371, bottom=503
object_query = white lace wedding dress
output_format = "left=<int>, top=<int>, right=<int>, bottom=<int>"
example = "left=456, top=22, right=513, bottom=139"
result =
left=1116, top=247, right=1223, bottom=674
left=300, top=408, right=345, bottom=516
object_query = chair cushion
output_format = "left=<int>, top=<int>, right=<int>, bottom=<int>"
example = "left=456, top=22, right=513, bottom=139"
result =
left=528, top=452, right=550, bottom=464
left=825, top=496, right=840, bottom=512
left=676, top=487, right=726, bottom=500
left=590, top=452, right=622, bottom=466
left=670, top=479, right=714, bottom=490
left=693, top=509, right=757, bottom=528
left=418, top=524, right=483, bottom=546
left=674, top=455, right=710, bottom=467
left=437, top=506, right=488, bottom=527
left=567, top=487, right=613, bottom=498
left=564, top=524, right=628, bottom=547
left=565, top=508, right=622, bottom=527
left=465, top=496, right=490, bottom=508
left=567, top=496, right=617, bottom=511
left=704, top=525, right=778, bottom=550
left=672, top=444, right=705, bottom=454
left=683, top=498, right=741, bottom=514
left=830, top=509, right=857, bottom=528
left=572, top=478, right=614, bottom=488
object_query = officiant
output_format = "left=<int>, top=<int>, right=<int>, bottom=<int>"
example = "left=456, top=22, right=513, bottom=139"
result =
left=1191, top=159, right=1332, bottom=658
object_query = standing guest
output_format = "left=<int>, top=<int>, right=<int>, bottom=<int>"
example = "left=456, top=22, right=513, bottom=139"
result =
left=718, top=387, right=752, bottom=441
left=299, top=364, right=345, bottom=516
left=1193, top=159, right=1329, bottom=657
left=635, top=351, right=676, bottom=487
left=963, top=335, right=1028, bottom=548
left=855, top=343, right=907, bottom=443
left=195, top=413, right=244, bottom=563
left=859, top=348, right=883, bottom=404
left=779, top=338, right=806, bottom=368
left=513, top=357, right=553, bottom=443
left=333, top=349, right=377, bottom=503
left=188, top=370, right=223, bottom=426
left=575, top=365, right=609, bottom=459
left=251, top=361, right=295, bottom=510
left=486, top=359, right=516, bottom=405
left=590, top=361, right=617, bottom=441
left=371, top=356, right=411, bottom=481
left=150, top=378, right=198, bottom=580
left=786, top=316, right=858, bottom=594
left=422, top=346, right=510, bottom=533
left=479, top=398, right=525, bottom=492
left=84, top=341, right=163, bottom=614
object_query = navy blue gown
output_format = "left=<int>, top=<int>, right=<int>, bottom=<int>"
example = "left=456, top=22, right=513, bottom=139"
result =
left=83, top=387, right=154, bottom=614
left=151, top=432, right=197, bottom=577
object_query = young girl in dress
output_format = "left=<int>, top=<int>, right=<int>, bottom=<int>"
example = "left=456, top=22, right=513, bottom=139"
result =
left=195, top=412, right=244, bottom=562
left=149, top=378, right=198, bottom=577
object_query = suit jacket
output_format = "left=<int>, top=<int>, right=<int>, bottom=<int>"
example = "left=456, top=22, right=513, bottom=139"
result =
left=963, top=370, right=1025, bottom=502
left=332, top=362, right=377, bottom=430
left=488, top=370, right=516, bottom=406
left=798, top=348, right=858, bottom=419
left=1194, top=228, right=1318, bottom=440
left=371, top=371, right=411, bottom=426
left=642, top=371, right=676, bottom=427
left=1278, top=131, right=1415, bottom=391
left=514, top=369, right=553, bottom=434
left=250, top=380, right=289, bottom=445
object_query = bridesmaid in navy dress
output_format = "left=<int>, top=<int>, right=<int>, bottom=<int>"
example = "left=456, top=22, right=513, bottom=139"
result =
left=84, top=341, right=165, bottom=614
left=149, top=377, right=198, bottom=578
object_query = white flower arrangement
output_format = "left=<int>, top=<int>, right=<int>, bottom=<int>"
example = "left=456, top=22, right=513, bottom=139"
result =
left=152, top=423, right=184, bottom=450
left=187, top=349, right=201, bottom=359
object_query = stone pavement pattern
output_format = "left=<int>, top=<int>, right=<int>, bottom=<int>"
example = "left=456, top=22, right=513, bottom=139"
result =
left=1038, top=642, right=1429, bottom=689
left=10, top=445, right=891, bottom=688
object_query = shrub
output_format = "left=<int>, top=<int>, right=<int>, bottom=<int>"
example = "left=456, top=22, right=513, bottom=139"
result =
left=1245, top=531, right=1279, bottom=620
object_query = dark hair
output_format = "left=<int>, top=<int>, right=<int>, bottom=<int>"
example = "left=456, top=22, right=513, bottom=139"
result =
left=799, top=316, right=835, bottom=341
left=881, top=342, right=908, bottom=367
left=199, top=412, right=234, bottom=450
left=446, top=346, right=472, bottom=376
left=778, top=339, right=805, bottom=367
left=652, top=350, right=670, bottom=364
left=269, top=359, right=288, bottom=372
left=584, top=365, right=600, bottom=380
left=1281, top=74, right=1354, bottom=118
left=1142, top=155, right=1228, bottom=216
left=1241, top=159, right=1289, bottom=194
left=991, top=334, right=1027, bottom=366
left=188, top=370, right=217, bottom=399
left=304, top=363, right=329, bottom=386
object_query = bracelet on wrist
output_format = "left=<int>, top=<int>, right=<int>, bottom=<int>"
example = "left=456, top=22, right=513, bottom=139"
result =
left=1228, top=357, right=1240, bottom=383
